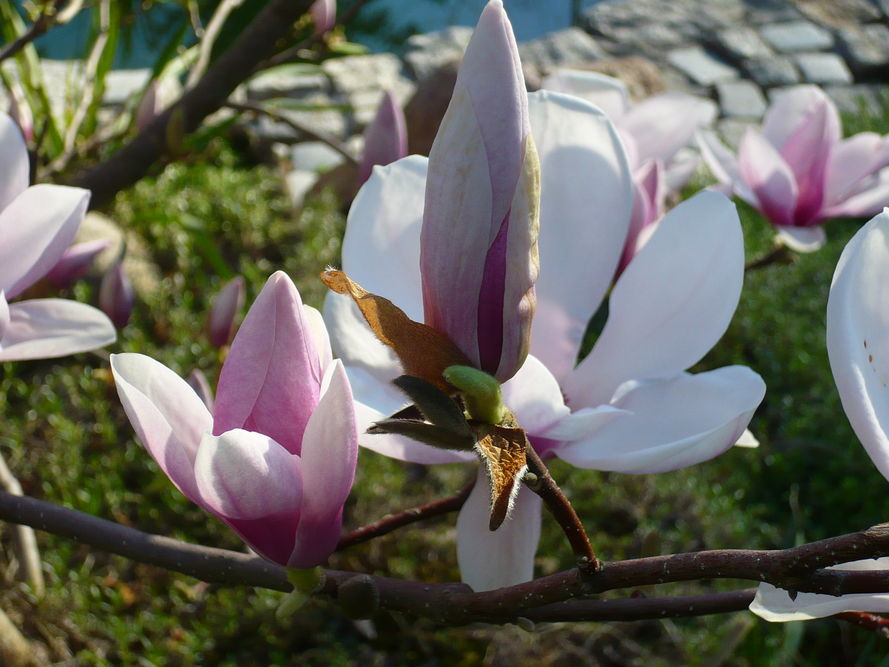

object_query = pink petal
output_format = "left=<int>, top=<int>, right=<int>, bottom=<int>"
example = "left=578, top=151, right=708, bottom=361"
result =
left=621, top=92, right=717, bottom=165
left=289, top=361, right=358, bottom=568
left=778, top=101, right=831, bottom=224
left=456, top=467, right=542, bottom=591
left=99, top=261, right=134, bottom=329
left=564, top=191, right=744, bottom=408
left=357, top=90, right=408, bottom=185
left=762, top=85, right=840, bottom=152
left=775, top=225, right=826, bottom=253
left=527, top=90, right=633, bottom=379
left=0, top=299, right=115, bottom=361
left=0, top=113, right=29, bottom=211
left=0, top=184, right=89, bottom=297
left=826, top=210, right=889, bottom=482
left=738, top=129, right=798, bottom=226
left=214, top=271, right=321, bottom=455
left=193, top=428, right=303, bottom=565
left=110, top=353, right=213, bottom=501
left=420, top=0, right=532, bottom=379
left=556, top=367, right=765, bottom=473
left=309, top=0, right=336, bottom=35
left=302, top=304, right=333, bottom=372
left=45, top=239, right=113, bottom=288
left=822, top=170, right=889, bottom=219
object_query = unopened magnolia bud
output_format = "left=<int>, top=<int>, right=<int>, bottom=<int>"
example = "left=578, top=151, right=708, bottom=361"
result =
left=338, top=574, right=380, bottom=619
left=45, top=239, right=113, bottom=288
left=310, top=0, right=336, bottom=35
left=207, top=276, right=245, bottom=348
left=358, top=90, right=407, bottom=184
left=99, top=261, right=134, bottom=329
left=443, top=365, right=505, bottom=425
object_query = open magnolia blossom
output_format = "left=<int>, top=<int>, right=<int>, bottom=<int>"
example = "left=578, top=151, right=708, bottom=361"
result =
left=323, top=1, right=765, bottom=593
left=112, top=271, right=358, bottom=568
left=751, top=209, right=889, bottom=620
left=541, top=69, right=715, bottom=272
left=699, top=85, right=889, bottom=253
left=0, top=113, right=116, bottom=361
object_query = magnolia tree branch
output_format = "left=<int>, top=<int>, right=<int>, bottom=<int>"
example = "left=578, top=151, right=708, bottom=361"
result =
left=337, top=481, right=473, bottom=550
left=70, top=0, right=317, bottom=208
left=524, top=443, right=600, bottom=574
left=2, top=490, right=889, bottom=625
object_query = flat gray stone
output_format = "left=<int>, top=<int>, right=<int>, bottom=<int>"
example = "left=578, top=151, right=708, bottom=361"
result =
left=323, top=53, right=407, bottom=94
left=285, top=170, right=317, bottom=208
left=716, top=80, right=768, bottom=118
left=290, top=141, right=345, bottom=172
left=823, top=84, right=887, bottom=115
left=404, top=26, right=473, bottom=80
left=103, top=69, right=151, bottom=106
left=715, top=27, right=774, bottom=63
left=760, top=21, right=834, bottom=53
left=247, top=65, right=329, bottom=100
left=250, top=94, right=350, bottom=143
left=744, top=56, right=801, bottom=87
left=837, top=25, right=889, bottom=74
left=793, top=52, right=854, bottom=85
left=667, top=46, right=738, bottom=85
left=518, top=27, right=606, bottom=72
left=744, top=0, right=802, bottom=25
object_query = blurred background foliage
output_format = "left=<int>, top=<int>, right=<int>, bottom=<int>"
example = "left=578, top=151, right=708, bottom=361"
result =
left=1, top=0, right=889, bottom=662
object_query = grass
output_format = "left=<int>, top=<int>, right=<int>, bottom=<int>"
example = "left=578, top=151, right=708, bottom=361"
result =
left=1, top=94, right=889, bottom=663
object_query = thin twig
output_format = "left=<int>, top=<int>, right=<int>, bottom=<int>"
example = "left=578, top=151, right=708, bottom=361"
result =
left=70, top=0, right=317, bottom=208
left=836, top=611, right=889, bottom=636
left=524, top=441, right=600, bottom=574
left=337, top=481, right=473, bottom=550
left=225, top=100, right=358, bottom=165
left=3, top=490, right=889, bottom=625
left=0, top=0, right=67, bottom=64
left=745, top=244, right=793, bottom=272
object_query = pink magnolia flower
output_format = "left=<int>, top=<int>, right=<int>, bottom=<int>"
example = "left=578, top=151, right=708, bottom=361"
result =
left=420, top=0, right=539, bottom=383
left=99, top=260, right=134, bottom=329
left=542, top=69, right=714, bottom=271
left=111, top=271, right=358, bottom=568
left=751, top=209, right=889, bottom=620
left=357, top=90, right=408, bottom=185
left=45, top=239, right=113, bottom=289
left=207, top=276, right=245, bottom=348
left=699, top=86, right=889, bottom=252
left=324, top=2, right=765, bottom=591
left=310, top=0, right=336, bottom=35
left=0, top=113, right=115, bottom=361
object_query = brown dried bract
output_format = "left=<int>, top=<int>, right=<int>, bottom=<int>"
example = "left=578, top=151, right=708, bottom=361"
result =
left=321, top=270, right=471, bottom=391
left=473, top=424, right=528, bottom=531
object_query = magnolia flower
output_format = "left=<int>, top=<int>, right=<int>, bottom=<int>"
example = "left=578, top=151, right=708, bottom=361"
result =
left=357, top=90, right=408, bottom=185
left=45, top=239, right=113, bottom=289
left=699, top=86, right=889, bottom=253
left=207, top=276, right=245, bottom=348
left=324, top=2, right=765, bottom=592
left=99, top=260, right=134, bottom=329
left=310, top=0, right=336, bottom=35
left=0, top=113, right=115, bottom=361
left=112, top=271, right=358, bottom=568
left=751, top=209, right=889, bottom=621
left=542, top=69, right=714, bottom=271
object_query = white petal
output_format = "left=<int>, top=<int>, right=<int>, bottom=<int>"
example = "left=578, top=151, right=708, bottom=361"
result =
left=194, top=429, right=302, bottom=520
left=734, top=428, right=760, bottom=448
left=342, top=155, right=426, bottom=318
left=0, top=185, right=89, bottom=296
left=0, top=113, right=29, bottom=211
left=528, top=90, right=634, bottom=379
left=540, top=68, right=629, bottom=120
left=826, top=209, right=889, bottom=482
left=564, top=190, right=744, bottom=407
left=110, top=353, right=214, bottom=500
left=456, top=467, right=542, bottom=591
left=501, top=355, right=569, bottom=435
left=664, top=148, right=701, bottom=192
left=621, top=93, right=717, bottom=165
left=775, top=225, right=826, bottom=253
left=557, top=367, right=765, bottom=473
left=0, top=299, right=115, bottom=361
left=750, top=558, right=889, bottom=621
